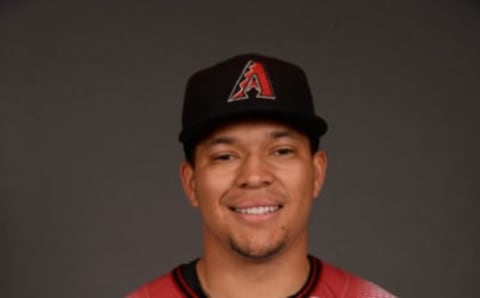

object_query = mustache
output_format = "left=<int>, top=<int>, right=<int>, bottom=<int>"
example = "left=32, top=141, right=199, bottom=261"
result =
left=220, top=188, right=287, bottom=205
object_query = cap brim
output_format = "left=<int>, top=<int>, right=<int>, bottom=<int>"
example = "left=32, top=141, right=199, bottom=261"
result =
left=179, top=107, right=327, bottom=145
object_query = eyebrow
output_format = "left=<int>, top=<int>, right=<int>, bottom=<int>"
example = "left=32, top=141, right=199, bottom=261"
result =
left=205, top=136, right=236, bottom=147
left=205, top=129, right=298, bottom=147
left=269, top=130, right=296, bottom=139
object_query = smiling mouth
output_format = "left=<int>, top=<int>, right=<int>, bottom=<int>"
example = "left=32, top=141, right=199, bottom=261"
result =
left=231, top=205, right=283, bottom=215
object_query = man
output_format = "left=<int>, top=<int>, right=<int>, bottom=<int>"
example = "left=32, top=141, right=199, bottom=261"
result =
left=128, top=54, right=396, bottom=297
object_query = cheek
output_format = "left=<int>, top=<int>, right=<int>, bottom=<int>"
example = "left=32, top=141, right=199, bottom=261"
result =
left=283, top=165, right=317, bottom=201
left=195, top=169, right=233, bottom=206
left=194, top=170, right=236, bottom=234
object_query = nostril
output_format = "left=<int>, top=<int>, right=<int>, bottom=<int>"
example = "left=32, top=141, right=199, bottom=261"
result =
left=237, top=178, right=272, bottom=188
left=234, top=160, right=274, bottom=188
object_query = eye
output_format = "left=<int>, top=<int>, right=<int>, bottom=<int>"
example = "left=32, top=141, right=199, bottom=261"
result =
left=212, top=153, right=236, bottom=161
left=274, top=147, right=295, bottom=156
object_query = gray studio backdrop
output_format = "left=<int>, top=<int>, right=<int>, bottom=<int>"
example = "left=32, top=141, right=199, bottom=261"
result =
left=1, top=0, right=479, bottom=297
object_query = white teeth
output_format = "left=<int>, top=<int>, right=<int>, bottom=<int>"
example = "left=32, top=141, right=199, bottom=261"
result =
left=235, top=206, right=280, bottom=215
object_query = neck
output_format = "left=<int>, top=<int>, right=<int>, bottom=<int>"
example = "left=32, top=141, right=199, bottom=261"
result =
left=197, top=238, right=310, bottom=298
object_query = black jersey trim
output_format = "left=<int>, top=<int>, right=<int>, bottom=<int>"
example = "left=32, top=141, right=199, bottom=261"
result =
left=289, top=255, right=322, bottom=297
left=173, top=264, right=202, bottom=298
left=173, top=256, right=322, bottom=298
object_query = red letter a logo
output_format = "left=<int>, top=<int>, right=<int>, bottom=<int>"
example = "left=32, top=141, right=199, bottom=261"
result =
left=228, top=60, right=276, bottom=102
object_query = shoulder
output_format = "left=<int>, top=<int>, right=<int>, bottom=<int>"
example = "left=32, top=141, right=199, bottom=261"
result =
left=312, top=260, right=397, bottom=298
left=126, top=271, right=183, bottom=298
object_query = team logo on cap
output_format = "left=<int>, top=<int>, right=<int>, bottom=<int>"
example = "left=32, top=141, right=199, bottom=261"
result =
left=228, top=60, right=276, bottom=102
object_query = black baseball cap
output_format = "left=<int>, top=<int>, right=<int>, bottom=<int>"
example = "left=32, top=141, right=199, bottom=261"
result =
left=179, top=53, right=327, bottom=148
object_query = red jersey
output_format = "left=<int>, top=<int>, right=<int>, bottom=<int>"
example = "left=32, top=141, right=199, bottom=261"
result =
left=127, top=256, right=396, bottom=298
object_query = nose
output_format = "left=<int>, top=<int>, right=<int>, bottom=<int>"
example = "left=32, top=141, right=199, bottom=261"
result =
left=234, top=154, right=273, bottom=189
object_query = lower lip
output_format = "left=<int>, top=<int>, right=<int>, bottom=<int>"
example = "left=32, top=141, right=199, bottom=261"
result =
left=231, top=208, right=281, bottom=224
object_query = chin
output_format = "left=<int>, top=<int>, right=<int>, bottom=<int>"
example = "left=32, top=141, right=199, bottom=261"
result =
left=229, top=239, right=286, bottom=262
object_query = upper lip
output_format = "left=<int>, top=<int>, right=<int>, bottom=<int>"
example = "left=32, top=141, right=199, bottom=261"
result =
left=224, top=190, right=285, bottom=210
left=228, top=200, right=283, bottom=210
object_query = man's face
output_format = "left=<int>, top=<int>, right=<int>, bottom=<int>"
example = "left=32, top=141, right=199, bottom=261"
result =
left=180, top=120, right=327, bottom=260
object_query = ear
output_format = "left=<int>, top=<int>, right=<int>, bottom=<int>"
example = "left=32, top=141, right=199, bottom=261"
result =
left=180, top=161, right=199, bottom=207
left=312, top=150, right=327, bottom=198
